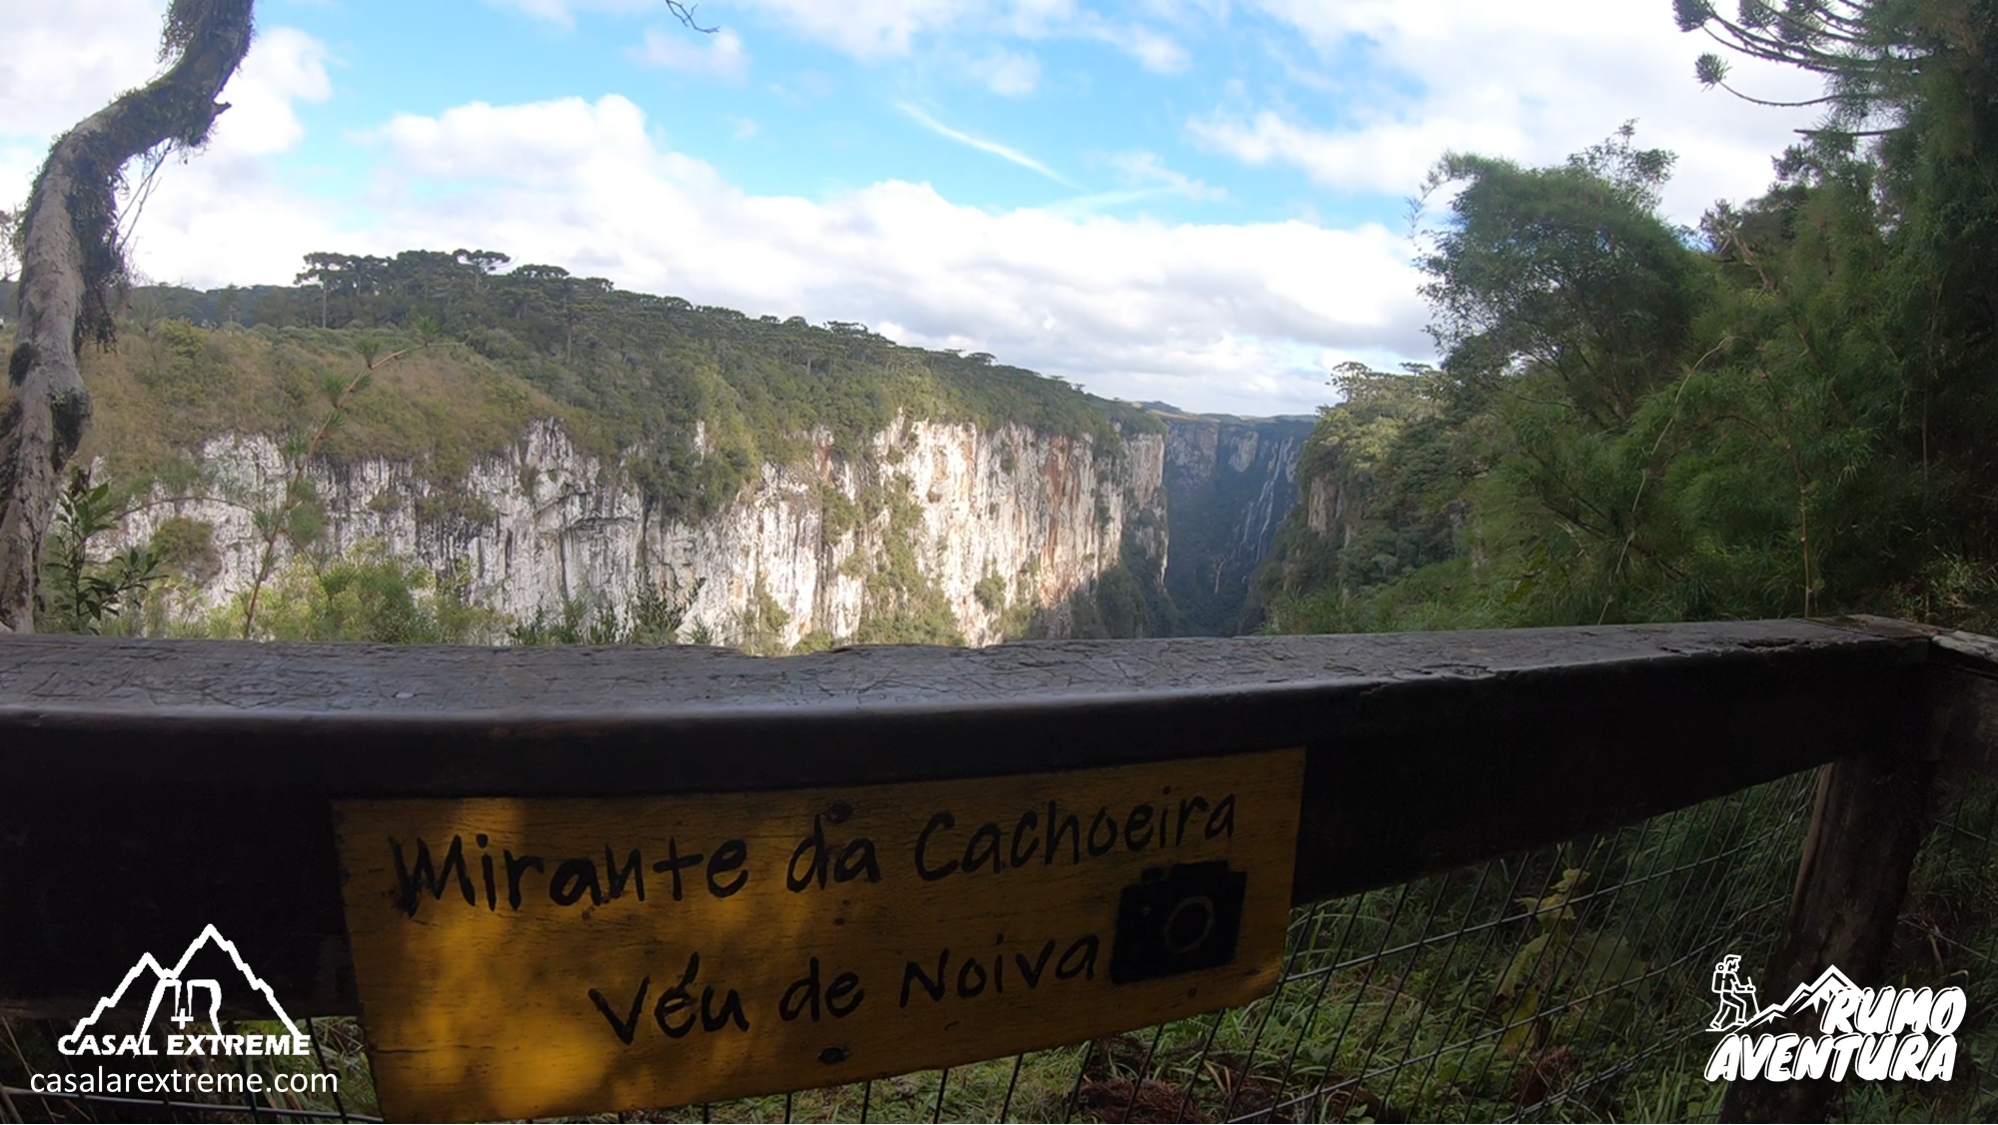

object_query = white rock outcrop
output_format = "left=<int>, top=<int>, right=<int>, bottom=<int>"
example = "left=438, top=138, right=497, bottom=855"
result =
left=113, top=416, right=1167, bottom=648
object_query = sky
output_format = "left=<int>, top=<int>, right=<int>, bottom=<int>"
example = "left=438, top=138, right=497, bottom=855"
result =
left=2, top=1, right=1826, bottom=416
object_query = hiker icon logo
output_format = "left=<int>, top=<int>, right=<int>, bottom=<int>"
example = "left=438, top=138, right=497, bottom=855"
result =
left=56, top=924, right=310, bottom=1058
left=1707, top=953, right=1759, bottom=1032
left=1702, top=954, right=1965, bottom=1083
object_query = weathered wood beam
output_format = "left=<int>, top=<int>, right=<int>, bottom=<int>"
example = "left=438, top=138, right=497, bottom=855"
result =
left=1927, top=629, right=1998, bottom=777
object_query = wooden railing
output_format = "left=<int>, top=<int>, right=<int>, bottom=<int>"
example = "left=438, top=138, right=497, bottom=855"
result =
left=1, top=616, right=1990, bottom=1121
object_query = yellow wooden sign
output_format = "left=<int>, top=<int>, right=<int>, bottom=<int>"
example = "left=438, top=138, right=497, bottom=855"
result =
left=335, top=747, right=1304, bottom=1122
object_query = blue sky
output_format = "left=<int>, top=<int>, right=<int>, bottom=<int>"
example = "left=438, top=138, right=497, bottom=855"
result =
left=3, top=1, right=1824, bottom=415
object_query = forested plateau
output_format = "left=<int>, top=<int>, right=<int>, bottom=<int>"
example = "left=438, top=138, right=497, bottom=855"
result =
left=0, top=257, right=1305, bottom=649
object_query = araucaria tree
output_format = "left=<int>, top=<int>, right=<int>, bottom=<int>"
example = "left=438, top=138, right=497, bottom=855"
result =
left=0, top=0, right=254, bottom=632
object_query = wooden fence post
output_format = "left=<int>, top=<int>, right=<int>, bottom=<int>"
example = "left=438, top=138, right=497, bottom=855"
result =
left=1719, top=733, right=1938, bottom=1121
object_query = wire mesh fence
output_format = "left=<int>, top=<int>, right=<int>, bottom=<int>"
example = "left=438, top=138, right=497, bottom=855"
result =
left=4, top=766, right=1993, bottom=1124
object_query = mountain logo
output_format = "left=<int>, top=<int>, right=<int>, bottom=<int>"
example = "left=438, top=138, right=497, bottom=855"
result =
left=56, top=925, right=310, bottom=1058
left=1702, top=954, right=1966, bottom=1083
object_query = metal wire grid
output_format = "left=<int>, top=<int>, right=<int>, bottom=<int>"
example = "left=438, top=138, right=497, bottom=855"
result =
left=2, top=766, right=1988, bottom=1124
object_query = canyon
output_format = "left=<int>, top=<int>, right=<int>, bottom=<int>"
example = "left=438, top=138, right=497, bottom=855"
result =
left=113, top=410, right=1310, bottom=647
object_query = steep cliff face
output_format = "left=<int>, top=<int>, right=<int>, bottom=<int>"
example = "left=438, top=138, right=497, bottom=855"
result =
left=115, top=416, right=1164, bottom=649
left=1303, top=470, right=1359, bottom=546
left=1246, top=377, right=1469, bottom=634
left=1248, top=452, right=1364, bottom=626
left=1156, top=414, right=1315, bottom=634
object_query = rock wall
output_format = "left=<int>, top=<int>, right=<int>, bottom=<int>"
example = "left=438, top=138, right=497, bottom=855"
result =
left=113, top=416, right=1165, bottom=649
left=1158, top=415, right=1314, bottom=634
left=1304, top=471, right=1358, bottom=546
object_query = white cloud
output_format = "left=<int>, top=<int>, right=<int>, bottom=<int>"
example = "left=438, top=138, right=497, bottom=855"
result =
left=1082, top=18, right=1189, bottom=73
left=994, top=0, right=1082, bottom=38
left=0, top=0, right=166, bottom=143
left=1188, top=104, right=1524, bottom=198
left=966, top=47, right=1041, bottom=95
left=0, top=11, right=337, bottom=285
left=206, top=28, right=334, bottom=156
left=0, top=1, right=164, bottom=230
left=130, top=93, right=1413, bottom=414
left=117, top=27, right=338, bottom=283
left=632, top=26, right=751, bottom=82
left=1217, top=0, right=1830, bottom=220
left=71, top=26, right=342, bottom=288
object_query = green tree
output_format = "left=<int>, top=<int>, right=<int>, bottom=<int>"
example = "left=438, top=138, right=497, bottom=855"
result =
left=1261, top=116, right=1956, bottom=632
left=1253, top=363, right=1469, bottom=633
left=245, top=544, right=491, bottom=644
left=38, top=472, right=163, bottom=635
left=1680, top=0, right=1998, bottom=623
left=1411, top=130, right=1747, bottom=625
left=1418, top=125, right=1700, bottom=428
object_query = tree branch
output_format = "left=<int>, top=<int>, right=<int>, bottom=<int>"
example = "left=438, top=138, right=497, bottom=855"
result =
left=0, top=0, right=255, bottom=632
left=1715, top=81, right=1851, bottom=108
left=662, top=0, right=718, bottom=35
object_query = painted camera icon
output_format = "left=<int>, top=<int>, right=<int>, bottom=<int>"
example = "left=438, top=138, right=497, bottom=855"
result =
left=1108, top=860, right=1247, bottom=984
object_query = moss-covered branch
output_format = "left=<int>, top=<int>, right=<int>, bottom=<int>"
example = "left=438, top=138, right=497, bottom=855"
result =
left=0, top=0, right=254, bottom=631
